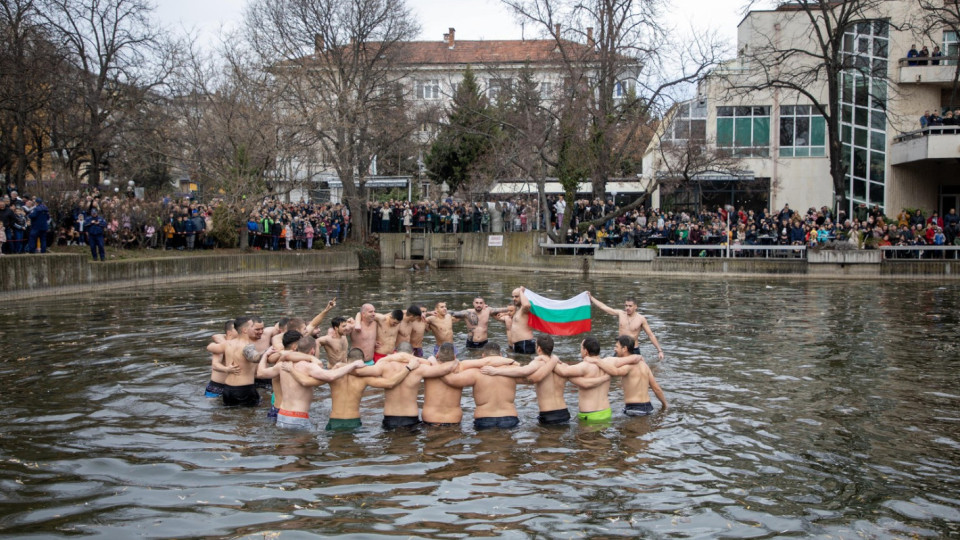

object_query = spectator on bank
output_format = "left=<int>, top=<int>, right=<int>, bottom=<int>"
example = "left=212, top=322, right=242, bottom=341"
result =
left=26, top=197, right=50, bottom=254
left=85, top=208, right=107, bottom=261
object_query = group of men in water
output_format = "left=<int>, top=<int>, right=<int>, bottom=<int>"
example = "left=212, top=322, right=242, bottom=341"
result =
left=203, top=287, right=667, bottom=431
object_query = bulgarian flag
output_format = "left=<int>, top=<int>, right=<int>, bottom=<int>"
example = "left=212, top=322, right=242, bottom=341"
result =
left=525, top=290, right=591, bottom=336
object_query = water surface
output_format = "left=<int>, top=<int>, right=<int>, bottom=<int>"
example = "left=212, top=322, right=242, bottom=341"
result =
left=0, top=269, right=958, bottom=538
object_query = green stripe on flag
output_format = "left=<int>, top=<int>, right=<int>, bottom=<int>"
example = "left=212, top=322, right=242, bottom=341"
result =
left=527, top=303, right=591, bottom=324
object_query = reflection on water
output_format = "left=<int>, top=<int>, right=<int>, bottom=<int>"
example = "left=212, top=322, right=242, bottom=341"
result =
left=0, top=270, right=958, bottom=537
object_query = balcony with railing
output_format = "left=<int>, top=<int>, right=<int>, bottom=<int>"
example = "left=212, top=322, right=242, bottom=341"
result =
left=891, top=125, right=960, bottom=165
left=897, top=56, right=960, bottom=87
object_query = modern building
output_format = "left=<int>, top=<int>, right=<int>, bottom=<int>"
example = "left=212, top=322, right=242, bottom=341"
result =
left=642, top=0, right=960, bottom=218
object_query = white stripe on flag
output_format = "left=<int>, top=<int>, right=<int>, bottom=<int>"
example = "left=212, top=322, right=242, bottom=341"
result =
left=525, top=290, right=590, bottom=309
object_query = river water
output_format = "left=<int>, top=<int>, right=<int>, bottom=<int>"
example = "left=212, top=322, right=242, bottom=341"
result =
left=0, top=269, right=958, bottom=538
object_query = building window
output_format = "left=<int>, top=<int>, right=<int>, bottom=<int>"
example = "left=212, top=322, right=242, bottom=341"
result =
left=716, top=105, right=770, bottom=157
left=488, top=78, right=512, bottom=99
left=944, top=31, right=958, bottom=67
left=841, top=20, right=888, bottom=213
left=779, top=105, right=826, bottom=157
left=539, top=81, right=554, bottom=99
left=416, top=80, right=440, bottom=100
left=664, top=100, right=707, bottom=142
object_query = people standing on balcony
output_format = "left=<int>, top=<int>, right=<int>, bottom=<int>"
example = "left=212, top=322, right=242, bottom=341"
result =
left=918, top=45, right=930, bottom=66
left=931, top=46, right=942, bottom=65
left=920, top=110, right=931, bottom=128
left=907, top=44, right=919, bottom=65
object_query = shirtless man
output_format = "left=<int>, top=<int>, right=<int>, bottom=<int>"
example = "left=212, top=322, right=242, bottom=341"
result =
left=588, top=292, right=664, bottom=361
left=304, top=298, right=337, bottom=337
left=425, top=302, right=455, bottom=356
left=553, top=336, right=613, bottom=423
left=316, top=316, right=356, bottom=366
left=255, top=334, right=362, bottom=429
left=421, top=343, right=516, bottom=426
left=373, top=309, right=404, bottom=362
left=441, top=342, right=523, bottom=430
left=450, top=297, right=510, bottom=349
left=380, top=345, right=459, bottom=429
left=588, top=335, right=667, bottom=416
left=351, top=304, right=378, bottom=362
left=480, top=334, right=571, bottom=425
left=262, top=329, right=305, bottom=420
left=397, top=305, right=427, bottom=357
left=205, top=319, right=238, bottom=398
left=287, top=347, right=419, bottom=431
left=253, top=317, right=283, bottom=389
left=206, top=315, right=266, bottom=407
left=510, top=287, right=536, bottom=354
left=494, top=304, right=517, bottom=351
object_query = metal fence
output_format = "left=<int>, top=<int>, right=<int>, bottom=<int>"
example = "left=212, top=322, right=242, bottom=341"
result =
left=656, top=244, right=807, bottom=259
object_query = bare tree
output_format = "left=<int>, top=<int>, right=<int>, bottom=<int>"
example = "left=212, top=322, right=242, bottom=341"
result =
left=720, top=0, right=890, bottom=215
left=501, top=0, right=725, bottom=203
left=916, top=0, right=960, bottom=110
left=40, top=0, right=179, bottom=187
left=0, top=0, right=66, bottom=191
left=244, top=0, right=420, bottom=241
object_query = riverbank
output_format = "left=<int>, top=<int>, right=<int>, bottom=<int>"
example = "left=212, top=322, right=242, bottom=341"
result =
left=0, top=249, right=359, bottom=300
left=378, top=232, right=960, bottom=279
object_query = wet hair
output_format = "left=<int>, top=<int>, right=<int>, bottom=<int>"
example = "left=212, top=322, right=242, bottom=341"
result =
left=582, top=337, right=601, bottom=356
left=297, top=335, right=316, bottom=355
left=436, top=343, right=456, bottom=363
left=347, top=347, right=366, bottom=362
left=482, top=342, right=501, bottom=356
left=286, top=317, right=305, bottom=332
left=406, top=305, right=422, bottom=318
left=277, top=316, right=291, bottom=329
left=616, top=335, right=634, bottom=349
left=282, top=330, right=303, bottom=349
left=223, top=320, right=235, bottom=334
left=391, top=309, right=404, bottom=322
left=331, top=316, right=347, bottom=329
left=396, top=342, right=414, bottom=354
left=536, top=335, right=555, bottom=356
left=233, top=316, right=252, bottom=331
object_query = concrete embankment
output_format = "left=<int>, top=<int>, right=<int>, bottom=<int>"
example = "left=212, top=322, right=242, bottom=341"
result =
left=0, top=251, right=359, bottom=299
left=379, top=232, right=960, bottom=279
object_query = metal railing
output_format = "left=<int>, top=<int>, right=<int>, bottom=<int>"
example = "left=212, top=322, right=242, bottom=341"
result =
left=880, top=245, right=960, bottom=259
left=539, top=243, right=600, bottom=255
left=897, top=55, right=960, bottom=67
left=894, top=125, right=960, bottom=143
left=656, top=244, right=807, bottom=259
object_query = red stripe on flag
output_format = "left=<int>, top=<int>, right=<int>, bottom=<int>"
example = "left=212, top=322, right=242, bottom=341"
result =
left=528, top=313, right=591, bottom=336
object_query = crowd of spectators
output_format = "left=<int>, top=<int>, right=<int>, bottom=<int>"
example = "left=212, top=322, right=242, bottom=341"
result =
left=2, top=181, right=958, bottom=258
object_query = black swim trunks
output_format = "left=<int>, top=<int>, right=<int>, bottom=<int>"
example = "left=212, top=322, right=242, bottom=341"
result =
left=628, top=344, right=641, bottom=355
left=204, top=380, right=226, bottom=397
left=382, top=415, right=421, bottom=430
left=512, top=339, right=536, bottom=354
left=465, top=338, right=488, bottom=349
left=423, top=421, right=460, bottom=427
left=254, top=378, right=273, bottom=390
left=474, top=416, right=520, bottom=430
left=222, top=384, right=261, bottom=407
left=537, top=408, right=571, bottom=425
left=624, top=402, right=654, bottom=416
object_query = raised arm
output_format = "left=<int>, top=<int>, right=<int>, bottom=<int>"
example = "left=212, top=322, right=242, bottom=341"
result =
left=587, top=292, right=620, bottom=317
left=305, top=298, right=336, bottom=334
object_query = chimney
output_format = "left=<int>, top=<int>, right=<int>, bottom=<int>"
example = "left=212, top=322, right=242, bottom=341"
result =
left=314, top=34, right=324, bottom=55
left=587, top=27, right=594, bottom=47
left=448, top=27, right=455, bottom=49
left=555, top=23, right=561, bottom=37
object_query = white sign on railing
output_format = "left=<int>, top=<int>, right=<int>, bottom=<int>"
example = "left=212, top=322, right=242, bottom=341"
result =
left=488, top=235, right=503, bottom=247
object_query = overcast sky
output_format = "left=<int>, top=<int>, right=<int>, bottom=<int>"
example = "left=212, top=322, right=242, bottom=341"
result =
left=154, top=0, right=751, bottom=52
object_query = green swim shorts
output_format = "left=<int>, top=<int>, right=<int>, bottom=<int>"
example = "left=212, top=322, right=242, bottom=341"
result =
left=577, top=408, right=612, bottom=423
left=325, top=417, right=362, bottom=431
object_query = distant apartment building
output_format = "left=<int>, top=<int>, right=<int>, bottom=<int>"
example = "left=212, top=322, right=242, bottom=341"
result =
left=642, top=1, right=960, bottom=217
